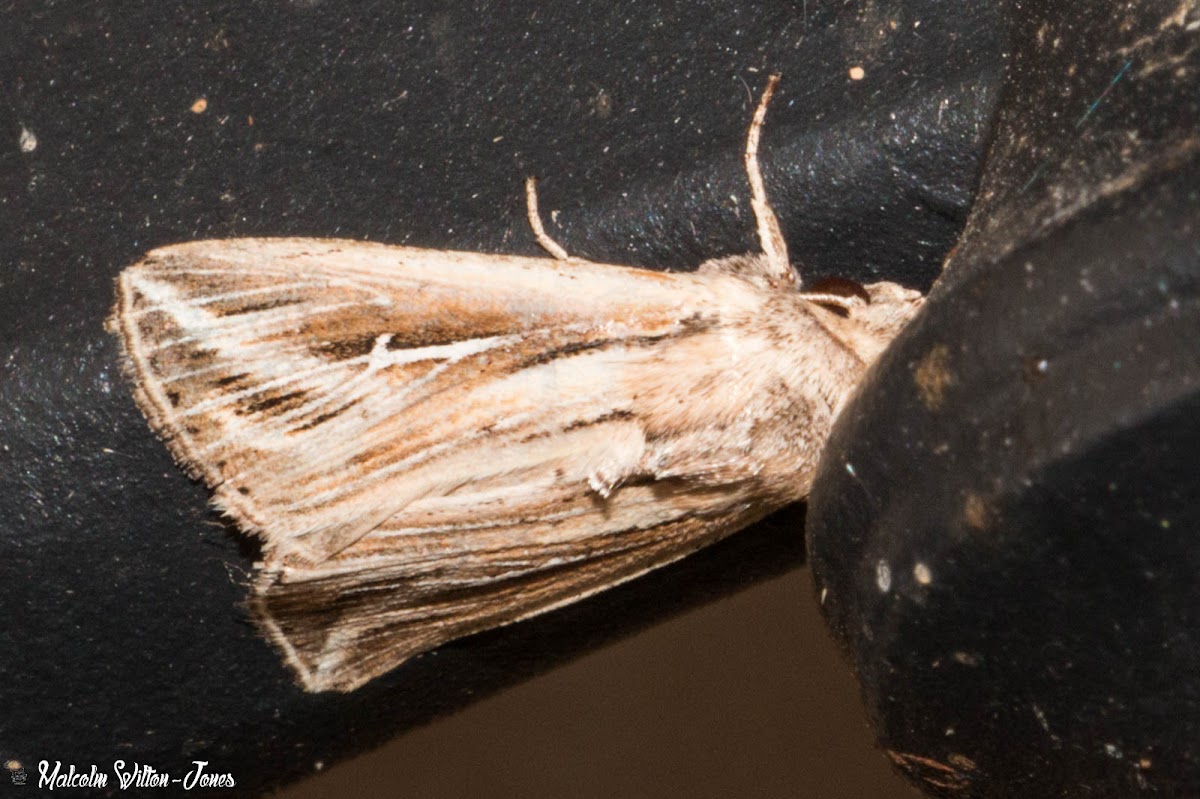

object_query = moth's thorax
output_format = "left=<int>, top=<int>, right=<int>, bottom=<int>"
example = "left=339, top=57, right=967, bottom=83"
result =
left=630, top=266, right=923, bottom=505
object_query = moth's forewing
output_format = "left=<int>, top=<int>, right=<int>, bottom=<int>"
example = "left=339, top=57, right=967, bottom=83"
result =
left=113, top=238, right=922, bottom=691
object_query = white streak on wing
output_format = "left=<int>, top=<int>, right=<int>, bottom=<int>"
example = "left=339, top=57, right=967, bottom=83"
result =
left=128, top=273, right=363, bottom=419
left=162, top=264, right=402, bottom=301
left=376, top=501, right=590, bottom=538
left=261, top=419, right=470, bottom=509
left=162, top=360, right=249, bottom=384
left=141, top=334, right=203, bottom=351
left=375, top=333, right=520, bottom=368
left=263, top=333, right=524, bottom=432
left=178, top=355, right=372, bottom=419
left=207, top=356, right=449, bottom=468
left=129, top=270, right=382, bottom=350
left=138, top=300, right=366, bottom=354
left=218, top=335, right=524, bottom=475
left=280, top=369, right=578, bottom=510
left=145, top=266, right=314, bottom=278
left=124, top=281, right=330, bottom=314
left=177, top=281, right=329, bottom=307
left=210, top=333, right=524, bottom=481
left=282, top=373, right=638, bottom=515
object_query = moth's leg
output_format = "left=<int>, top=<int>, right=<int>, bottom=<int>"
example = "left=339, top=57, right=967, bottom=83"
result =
left=744, top=73, right=797, bottom=287
left=525, top=177, right=571, bottom=261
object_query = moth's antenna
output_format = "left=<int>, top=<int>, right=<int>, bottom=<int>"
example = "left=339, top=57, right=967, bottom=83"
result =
left=525, top=177, right=571, bottom=261
left=744, top=73, right=796, bottom=287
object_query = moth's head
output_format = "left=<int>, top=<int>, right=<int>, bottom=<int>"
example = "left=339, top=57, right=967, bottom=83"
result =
left=806, top=278, right=925, bottom=363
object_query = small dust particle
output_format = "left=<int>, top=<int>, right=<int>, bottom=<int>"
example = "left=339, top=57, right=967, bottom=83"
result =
left=963, top=492, right=990, bottom=530
left=876, top=559, right=892, bottom=592
left=914, top=343, right=953, bottom=410
left=18, top=126, right=37, bottom=153
left=913, top=562, right=932, bottom=585
left=191, top=98, right=209, bottom=114
left=5, top=760, right=21, bottom=771
left=590, top=86, right=614, bottom=118
left=848, top=66, right=866, bottom=81
left=952, top=651, right=979, bottom=666
left=1022, top=356, right=1050, bottom=383
left=947, top=754, right=978, bottom=772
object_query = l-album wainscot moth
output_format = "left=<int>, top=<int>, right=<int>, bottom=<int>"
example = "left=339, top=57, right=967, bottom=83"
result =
left=109, top=75, right=923, bottom=692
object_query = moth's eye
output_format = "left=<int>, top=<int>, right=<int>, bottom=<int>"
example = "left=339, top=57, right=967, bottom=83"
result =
left=806, top=276, right=871, bottom=303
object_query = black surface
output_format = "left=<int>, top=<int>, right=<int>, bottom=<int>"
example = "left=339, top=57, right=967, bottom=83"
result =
left=808, top=0, right=1200, bottom=796
left=1, top=1, right=1003, bottom=795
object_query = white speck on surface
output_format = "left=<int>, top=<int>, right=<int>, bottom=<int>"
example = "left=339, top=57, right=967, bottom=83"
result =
left=848, top=65, right=866, bottom=80
left=875, top=559, right=892, bottom=592
left=913, top=562, right=932, bottom=585
left=952, top=651, right=980, bottom=666
left=819, top=587, right=828, bottom=604
left=1104, top=743, right=1123, bottom=759
left=18, top=126, right=37, bottom=153
left=845, top=462, right=857, bottom=477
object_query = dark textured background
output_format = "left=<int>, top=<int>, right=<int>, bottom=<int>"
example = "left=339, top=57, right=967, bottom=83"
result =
left=1, top=1, right=1005, bottom=795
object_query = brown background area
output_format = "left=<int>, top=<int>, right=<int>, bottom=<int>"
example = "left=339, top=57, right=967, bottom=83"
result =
left=278, top=567, right=918, bottom=798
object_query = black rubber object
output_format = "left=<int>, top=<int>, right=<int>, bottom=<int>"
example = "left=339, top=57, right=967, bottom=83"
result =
left=808, top=0, right=1200, bottom=795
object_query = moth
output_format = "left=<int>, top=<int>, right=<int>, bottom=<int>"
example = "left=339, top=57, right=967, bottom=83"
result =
left=110, top=76, right=923, bottom=692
